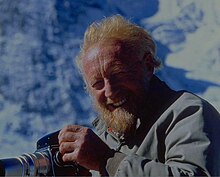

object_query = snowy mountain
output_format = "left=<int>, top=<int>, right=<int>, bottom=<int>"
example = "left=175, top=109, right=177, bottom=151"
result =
left=0, top=0, right=219, bottom=157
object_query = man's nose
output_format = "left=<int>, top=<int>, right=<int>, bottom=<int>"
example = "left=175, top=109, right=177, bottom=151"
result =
left=104, top=79, right=117, bottom=99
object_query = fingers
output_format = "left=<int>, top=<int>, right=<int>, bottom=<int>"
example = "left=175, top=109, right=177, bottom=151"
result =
left=58, top=125, right=86, bottom=163
left=59, top=125, right=82, bottom=138
left=58, top=132, right=81, bottom=144
left=58, top=125, right=98, bottom=169
left=59, top=141, right=77, bottom=155
left=62, top=150, right=79, bottom=162
left=58, top=125, right=83, bottom=144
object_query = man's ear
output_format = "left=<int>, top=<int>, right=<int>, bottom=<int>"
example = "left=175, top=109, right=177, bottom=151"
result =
left=143, top=53, right=154, bottom=79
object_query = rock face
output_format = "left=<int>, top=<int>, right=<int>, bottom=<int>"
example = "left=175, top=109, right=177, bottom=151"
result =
left=0, top=0, right=219, bottom=156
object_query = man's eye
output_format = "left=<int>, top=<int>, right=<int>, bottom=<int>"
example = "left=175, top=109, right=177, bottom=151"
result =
left=92, top=80, right=104, bottom=90
left=111, top=71, right=127, bottom=79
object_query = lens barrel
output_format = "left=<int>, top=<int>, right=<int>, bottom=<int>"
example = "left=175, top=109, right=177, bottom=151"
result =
left=0, top=152, right=51, bottom=176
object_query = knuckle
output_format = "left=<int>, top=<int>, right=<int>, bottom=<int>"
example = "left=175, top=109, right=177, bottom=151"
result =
left=67, top=132, right=75, bottom=140
left=64, top=125, right=72, bottom=131
left=63, top=125, right=83, bottom=132
left=75, top=125, right=82, bottom=132
left=60, top=132, right=74, bottom=142
left=59, top=125, right=69, bottom=136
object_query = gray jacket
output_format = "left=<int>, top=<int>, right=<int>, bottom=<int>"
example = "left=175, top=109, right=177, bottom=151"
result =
left=93, top=76, right=220, bottom=177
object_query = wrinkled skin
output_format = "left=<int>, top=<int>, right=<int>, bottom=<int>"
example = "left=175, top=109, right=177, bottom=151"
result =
left=82, top=40, right=153, bottom=116
left=58, top=125, right=114, bottom=174
left=58, top=40, right=154, bottom=174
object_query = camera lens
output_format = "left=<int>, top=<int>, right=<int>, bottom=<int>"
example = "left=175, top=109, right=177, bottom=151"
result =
left=0, top=152, right=51, bottom=176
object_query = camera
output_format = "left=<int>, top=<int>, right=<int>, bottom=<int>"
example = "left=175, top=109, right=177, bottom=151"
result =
left=0, top=131, right=87, bottom=176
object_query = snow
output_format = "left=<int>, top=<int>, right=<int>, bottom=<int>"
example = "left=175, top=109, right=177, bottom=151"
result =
left=142, top=0, right=220, bottom=110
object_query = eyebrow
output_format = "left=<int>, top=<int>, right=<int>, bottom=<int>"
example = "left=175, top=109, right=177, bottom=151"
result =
left=109, top=60, right=142, bottom=72
left=105, top=62, right=128, bottom=75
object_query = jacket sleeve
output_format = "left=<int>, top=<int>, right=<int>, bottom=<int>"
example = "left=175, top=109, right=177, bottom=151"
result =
left=105, top=101, right=214, bottom=177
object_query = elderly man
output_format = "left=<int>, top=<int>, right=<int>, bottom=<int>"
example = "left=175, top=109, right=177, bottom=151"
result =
left=58, top=15, right=220, bottom=176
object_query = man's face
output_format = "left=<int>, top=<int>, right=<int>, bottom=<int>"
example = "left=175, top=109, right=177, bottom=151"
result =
left=82, top=40, right=152, bottom=138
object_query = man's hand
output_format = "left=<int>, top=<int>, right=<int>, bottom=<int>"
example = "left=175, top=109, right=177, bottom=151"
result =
left=58, top=125, right=114, bottom=174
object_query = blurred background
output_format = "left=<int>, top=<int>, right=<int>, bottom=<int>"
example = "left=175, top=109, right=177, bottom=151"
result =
left=0, top=0, right=220, bottom=157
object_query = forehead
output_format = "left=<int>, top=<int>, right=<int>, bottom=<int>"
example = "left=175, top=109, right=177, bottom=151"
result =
left=84, top=41, right=123, bottom=63
left=82, top=40, right=138, bottom=69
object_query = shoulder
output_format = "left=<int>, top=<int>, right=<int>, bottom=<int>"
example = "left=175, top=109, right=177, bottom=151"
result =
left=171, top=91, right=219, bottom=118
left=153, top=91, right=220, bottom=135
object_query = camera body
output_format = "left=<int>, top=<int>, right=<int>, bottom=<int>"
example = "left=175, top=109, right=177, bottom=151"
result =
left=0, top=131, right=83, bottom=176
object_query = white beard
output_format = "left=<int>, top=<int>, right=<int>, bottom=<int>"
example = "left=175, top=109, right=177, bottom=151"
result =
left=95, top=103, right=137, bottom=139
